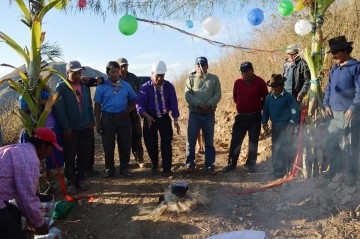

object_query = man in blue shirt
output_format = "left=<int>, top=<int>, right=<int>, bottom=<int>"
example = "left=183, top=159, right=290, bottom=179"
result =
left=323, top=36, right=360, bottom=185
left=262, top=74, right=299, bottom=179
left=94, top=61, right=137, bottom=178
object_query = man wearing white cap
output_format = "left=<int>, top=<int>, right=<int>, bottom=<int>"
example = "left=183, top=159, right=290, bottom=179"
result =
left=0, top=128, right=62, bottom=238
left=136, top=60, right=180, bottom=177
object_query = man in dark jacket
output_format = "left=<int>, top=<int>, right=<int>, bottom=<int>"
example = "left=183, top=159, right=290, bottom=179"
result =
left=323, top=36, right=360, bottom=186
left=283, top=44, right=311, bottom=102
left=54, top=60, right=95, bottom=194
left=117, top=58, right=145, bottom=168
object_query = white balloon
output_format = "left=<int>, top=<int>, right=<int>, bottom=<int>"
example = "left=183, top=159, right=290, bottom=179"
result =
left=294, top=20, right=312, bottom=36
left=203, top=16, right=221, bottom=36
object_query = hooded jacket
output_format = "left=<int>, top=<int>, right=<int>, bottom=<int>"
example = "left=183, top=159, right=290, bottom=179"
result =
left=323, top=58, right=360, bottom=112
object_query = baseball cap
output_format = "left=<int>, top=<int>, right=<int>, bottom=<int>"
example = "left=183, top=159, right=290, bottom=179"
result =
left=151, top=60, right=167, bottom=74
left=117, top=58, right=129, bottom=66
left=240, top=61, right=253, bottom=72
left=66, top=60, right=85, bottom=72
left=33, top=128, right=62, bottom=152
left=286, top=44, right=299, bottom=54
left=195, top=57, right=208, bottom=66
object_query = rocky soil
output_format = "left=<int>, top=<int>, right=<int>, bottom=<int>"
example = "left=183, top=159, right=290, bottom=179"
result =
left=52, top=99, right=360, bottom=239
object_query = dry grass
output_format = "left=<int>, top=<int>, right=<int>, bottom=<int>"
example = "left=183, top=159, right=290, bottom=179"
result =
left=0, top=99, right=23, bottom=145
left=173, top=0, right=360, bottom=97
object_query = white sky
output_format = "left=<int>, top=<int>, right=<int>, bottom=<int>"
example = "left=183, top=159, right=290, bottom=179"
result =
left=0, top=1, right=268, bottom=80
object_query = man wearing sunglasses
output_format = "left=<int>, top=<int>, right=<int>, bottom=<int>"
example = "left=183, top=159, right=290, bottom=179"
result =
left=323, top=36, right=360, bottom=186
left=222, top=62, right=268, bottom=174
left=283, top=44, right=311, bottom=103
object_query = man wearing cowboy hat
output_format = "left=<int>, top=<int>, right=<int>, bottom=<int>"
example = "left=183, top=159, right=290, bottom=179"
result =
left=323, top=35, right=360, bottom=185
left=283, top=44, right=311, bottom=102
left=262, top=74, right=299, bottom=179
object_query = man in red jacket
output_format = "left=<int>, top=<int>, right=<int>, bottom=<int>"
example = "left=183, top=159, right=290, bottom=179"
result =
left=223, top=62, right=269, bottom=173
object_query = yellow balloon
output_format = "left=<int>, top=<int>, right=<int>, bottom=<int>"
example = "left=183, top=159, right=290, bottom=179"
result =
left=294, top=1, right=305, bottom=12
left=50, top=0, right=69, bottom=10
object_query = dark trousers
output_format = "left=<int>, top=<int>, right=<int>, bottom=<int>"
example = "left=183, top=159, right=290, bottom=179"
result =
left=87, top=129, right=95, bottom=170
left=101, top=112, right=132, bottom=170
left=0, top=205, right=25, bottom=239
left=63, top=127, right=93, bottom=184
left=272, top=126, right=295, bottom=175
left=129, top=110, right=144, bottom=155
left=228, top=112, right=262, bottom=167
left=143, top=114, right=173, bottom=171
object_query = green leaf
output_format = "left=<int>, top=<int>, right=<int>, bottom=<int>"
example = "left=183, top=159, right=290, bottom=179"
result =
left=38, top=93, right=58, bottom=128
left=43, top=68, right=74, bottom=92
left=38, top=0, right=63, bottom=21
left=0, top=32, right=30, bottom=66
left=13, top=108, right=34, bottom=136
left=30, top=17, right=42, bottom=68
left=15, top=0, right=31, bottom=25
left=35, top=74, right=52, bottom=100
left=0, top=78, right=24, bottom=94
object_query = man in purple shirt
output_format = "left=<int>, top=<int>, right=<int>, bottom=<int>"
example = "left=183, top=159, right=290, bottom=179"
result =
left=0, top=128, right=62, bottom=238
left=136, top=60, right=180, bottom=177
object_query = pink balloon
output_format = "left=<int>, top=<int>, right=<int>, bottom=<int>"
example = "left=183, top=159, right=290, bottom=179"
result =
left=78, top=0, right=86, bottom=8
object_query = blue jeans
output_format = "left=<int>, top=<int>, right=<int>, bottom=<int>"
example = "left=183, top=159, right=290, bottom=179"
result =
left=186, top=112, right=215, bottom=168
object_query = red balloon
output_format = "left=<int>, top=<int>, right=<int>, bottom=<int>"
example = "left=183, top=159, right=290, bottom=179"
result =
left=78, top=0, right=86, bottom=8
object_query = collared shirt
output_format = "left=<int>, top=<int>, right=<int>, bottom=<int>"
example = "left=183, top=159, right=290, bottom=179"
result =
left=233, top=75, right=268, bottom=114
left=94, top=79, right=137, bottom=113
left=136, top=80, right=180, bottom=119
left=0, top=143, right=43, bottom=227
left=262, top=90, right=299, bottom=127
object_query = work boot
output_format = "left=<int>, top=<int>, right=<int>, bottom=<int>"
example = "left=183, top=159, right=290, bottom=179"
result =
left=222, top=164, right=236, bottom=173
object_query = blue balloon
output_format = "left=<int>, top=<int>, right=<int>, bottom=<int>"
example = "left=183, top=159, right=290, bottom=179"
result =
left=185, top=20, right=194, bottom=29
left=247, top=8, right=264, bottom=26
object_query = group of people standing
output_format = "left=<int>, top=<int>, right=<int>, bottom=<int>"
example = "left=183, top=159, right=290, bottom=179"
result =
left=223, top=35, right=360, bottom=185
left=0, top=35, right=359, bottom=238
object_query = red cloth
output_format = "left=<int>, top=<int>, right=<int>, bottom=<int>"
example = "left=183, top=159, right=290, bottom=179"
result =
left=233, top=76, right=268, bottom=113
left=0, top=143, right=44, bottom=227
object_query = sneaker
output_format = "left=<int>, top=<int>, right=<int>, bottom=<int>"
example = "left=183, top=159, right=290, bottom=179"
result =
left=322, top=170, right=335, bottom=179
left=103, top=169, right=115, bottom=178
left=137, top=161, right=145, bottom=168
left=67, top=184, right=77, bottom=195
left=222, top=164, right=236, bottom=173
left=77, top=181, right=89, bottom=191
left=186, top=164, right=195, bottom=173
left=206, top=166, right=217, bottom=175
left=119, top=169, right=133, bottom=177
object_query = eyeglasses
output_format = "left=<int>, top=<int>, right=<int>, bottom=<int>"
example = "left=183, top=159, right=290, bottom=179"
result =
left=271, top=85, right=282, bottom=88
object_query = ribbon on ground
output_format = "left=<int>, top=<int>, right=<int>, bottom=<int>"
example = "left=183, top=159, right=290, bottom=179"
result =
left=52, top=153, right=94, bottom=203
left=226, top=105, right=307, bottom=195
